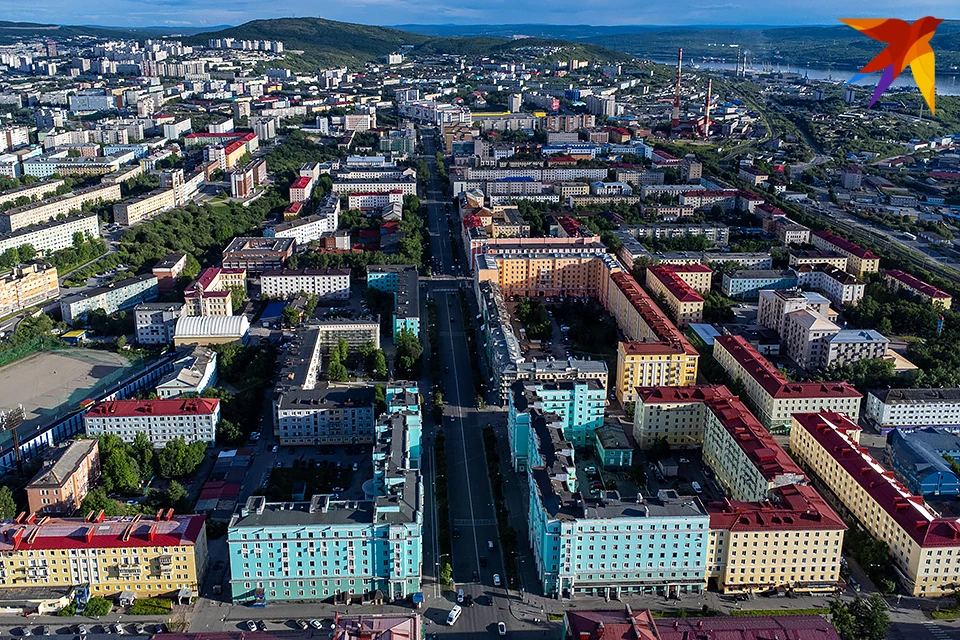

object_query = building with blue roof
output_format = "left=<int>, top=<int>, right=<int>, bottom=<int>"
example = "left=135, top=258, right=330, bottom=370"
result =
left=823, top=329, right=889, bottom=370
left=887, top=428, right=960, bottom=496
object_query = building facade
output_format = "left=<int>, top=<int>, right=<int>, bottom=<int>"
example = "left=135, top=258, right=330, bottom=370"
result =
left=60, top=275, right=159, bottom=325
left=134, top=302, right=186, bottom=345
left=25, top=440, right=100, bottom=515
left=261, top=268, right=350, bottom=300
left=0, top=261, right=59, bottom=317
left=83, top=398, right=220, bottom=446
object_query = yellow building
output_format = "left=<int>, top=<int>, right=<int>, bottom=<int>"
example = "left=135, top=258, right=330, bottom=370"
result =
left=882, top=269, right=952, bottom=309
left=476, top=245, right=615, bottom=299
left=707, top=484, right=846, bottom=594
left=644, top=265, right=706, bottom=327
left=811, top=230, right=880, bottom=277
left=184, top=267, right=247, bottom=317
left=113, top=188, right=176, bottom=226
left=790, top=412, right=960, bottom=597
left=0, top=261, right=59, bottom=317
left=616, top=342, right=698, bottom=404
left=0, top=512, right=208, bottom=598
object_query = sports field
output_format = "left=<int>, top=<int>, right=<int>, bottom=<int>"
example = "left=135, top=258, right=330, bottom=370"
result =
left=0, top=350, right=133, bottom=427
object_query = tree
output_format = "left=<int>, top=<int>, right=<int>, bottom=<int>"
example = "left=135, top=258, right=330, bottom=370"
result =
left=282, top=305, right=302, bottom=328
left=395, top=328, right=423, bottom=372
left=372, top=350, right=388, bottom=379
left=0, top=486, right=16, bottom=519
left=17, top=244, right=36, bottom=261
left=166, top=480, right=189, bottom=512
left=131, top=432, right=155, bottom=475
left=337, top=337, right=349, bottom=363
left=227, top=285, right=246, bottom=314
left=830, top=596, right=889, bottom=640
left=217, top=419, right=242, bottom=445
left=157, top=438, right=206, bottom=478
left=181, top=254, right=201, bottom=281
left=83, top=597, right=112, bottom=617
left=327, top=349, right=348, bottom=382
left=80, top=487, right=126, bottom=517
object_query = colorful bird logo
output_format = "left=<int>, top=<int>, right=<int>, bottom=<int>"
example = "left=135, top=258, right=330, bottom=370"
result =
left=841, top=16, right=942, bottom=114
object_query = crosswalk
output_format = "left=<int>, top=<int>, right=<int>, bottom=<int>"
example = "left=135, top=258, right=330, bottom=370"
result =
left=923, top=621, right=957, bottom=640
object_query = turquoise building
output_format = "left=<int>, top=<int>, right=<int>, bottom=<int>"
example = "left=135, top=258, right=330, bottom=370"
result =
left=525, top=409, right=709, bottom=599
left=227, top=383, right=423, bottom=603
left=508, top=380, right=606, bottom=471
left=366, top=265, right=420, bottom=341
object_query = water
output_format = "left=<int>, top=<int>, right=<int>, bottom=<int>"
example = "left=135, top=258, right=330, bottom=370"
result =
left=652, top=59, right=960, bottom=97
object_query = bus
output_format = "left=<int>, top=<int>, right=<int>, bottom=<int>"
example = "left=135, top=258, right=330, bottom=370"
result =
left=446, top=605, right=462, bottom=626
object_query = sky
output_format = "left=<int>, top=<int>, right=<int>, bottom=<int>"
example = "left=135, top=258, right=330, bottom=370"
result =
left=13, top=0, right=960, bottom=29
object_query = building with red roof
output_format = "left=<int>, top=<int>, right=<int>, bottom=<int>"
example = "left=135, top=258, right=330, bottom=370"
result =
left=0, top=510, right=207, bottom=600
left=713, top=334, right=861, bottom=429
left=791, top=411, right=960, bottom=596
left=644, top=265, right=705, bottom=327
left=183, top=267, right=247, bottom=317
left=811, top=230, right=880, bottom=277
left=84, top=398, right=220, bottom=446
left=289, top=175, right=314, bottom=203
left=883, top=269, right=952, bottom=309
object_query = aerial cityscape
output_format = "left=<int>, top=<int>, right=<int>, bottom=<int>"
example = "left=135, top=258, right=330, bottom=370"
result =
left=1, top=6, right=960, bottom=640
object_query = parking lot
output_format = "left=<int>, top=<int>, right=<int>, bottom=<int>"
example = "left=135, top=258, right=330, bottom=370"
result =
left=261, top=444, right=371, bottom=501
left=0, top=622, right=164, bottom=638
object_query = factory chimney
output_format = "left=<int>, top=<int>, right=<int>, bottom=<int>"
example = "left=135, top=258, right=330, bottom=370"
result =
left=671, top=47, right=683, bottom=131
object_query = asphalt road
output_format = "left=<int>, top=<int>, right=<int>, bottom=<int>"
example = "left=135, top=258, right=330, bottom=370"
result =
left=421, top=133, right=514, bottom=636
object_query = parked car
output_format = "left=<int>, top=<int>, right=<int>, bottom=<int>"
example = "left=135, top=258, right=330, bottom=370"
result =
left=271, top=445, right=278, bottom=453
left=456, top=588, right=464, bottom=603
left=678, top=458, right=690, bottom=464
left=309, top=621, right=322, bottom=630
left=296, top=620, right=309, bottom=630
left=498, top=622, right=507, bottom=636
left=41, top=627, right=50, bottom=636
left=464, top=594, right=474, bottom=607
left=134, top=624, right=144, bottom=635
left=257, top=621, right=267, bottom=631
left=245, top=621, right=257, bottom=632
left=691, top=481, right=702, bottom=494
left=112, top=624, right=124, bottom=635
left=493, top=574, right=501, bottom=587
left=76, top=625, right=87, bottom=636
left=21, top=628, right=31, bottom=637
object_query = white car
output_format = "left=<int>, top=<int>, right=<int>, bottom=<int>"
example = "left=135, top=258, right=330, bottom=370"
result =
left=456, top=588, right=464, bottom=603
left=493, top=573, right=501, bottom=587
left=678, top=458, right=690, bottom=464
left=692, top=481, right=703, bottom=494
left=498, top=622, right=507, bottom=636
left=245, top=621, right=257, bottom=632
left=309, top=621, right=322, bottom=630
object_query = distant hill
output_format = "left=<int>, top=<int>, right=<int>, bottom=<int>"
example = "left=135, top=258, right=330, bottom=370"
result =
left=0, top=20, right=137, bottom=44
left=188, top=18, right=630, bottom=68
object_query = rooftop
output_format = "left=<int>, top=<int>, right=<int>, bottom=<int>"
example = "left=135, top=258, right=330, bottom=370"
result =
left=793, top=412, right=960, bottom=547
left=222, top=237, right=295, bottom=254
left=0, top=513, right=205, bottom=551
left=813, top=230, right=879, bottom=260
left=871, top=388, right=960, bottom=405
left=708, top=483, right=845, bottom=532
left=884, top=269, right=951, bottom=300
left=647, top=265, right=704, bottom=303
left=86, top=398, right=219, bottom=418
left=828, top=329, right=889, bottom=344
left=26, top=440, right=98, bottom=490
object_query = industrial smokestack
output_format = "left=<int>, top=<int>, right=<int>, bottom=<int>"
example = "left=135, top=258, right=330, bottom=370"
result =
left=704, top=78, right=712, bottom=139
left=671, top=47, right=683, bottom=131
left=736, top=48, right=741, bottom=77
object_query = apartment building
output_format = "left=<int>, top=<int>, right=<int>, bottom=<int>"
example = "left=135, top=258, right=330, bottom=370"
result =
left=707, top=484, right=846, bottom=594
left=151, top=252, right=187, bottom=293
left=823, top=330, right=889, bottom=369
left=499, top=359, right=609, bottom=405
left=0, top=179, right=63, bottom=207
left=134, top=302, right=186, bottom=345
left=791, top=412, right=960, bottom=596
left=221, top=237, right=295, bottom=274
left=782, top=309, right=839, bottom=371
left=273, top=328, right=376, bottom=445
left=811, top=230, right=880, bottom=277
left=0, top=183, right=120, bottom=232
left=633, top=386, right=731, bottom=449
left=721, top=270, right=798, bottom=300
left=644, top=265, right=705, bottom=327
left=702, top=395, right=807, bottom=502
left=794, top=264, right=865, bottom=307
left=0, top=511, right=208, bottom=599
left=628, top=223, right=729, bottom=247
left=261, top=268, right=350, bottom=300
left=25, top=440, right=100, bottom=515
left=771, top=219, right=811, bottom=245
left=113, top=187, right=176, bottom=226
left=508, top=380, right=605, bottom=470
left=183, top=267, right=246, bottom=318
left=229, top=159, right=267, bottom=199
left=527, top=406, right=709, bottom=598
left=83, top=398, right=220, bottom=446
left=265, top=212, right=339, bottom=245
left=0, top=261, right=59, bottom=316
left=228, top=403, right=422, bottom=602
left=0, top=213, right=100, bottom=256
left=60, top=274, right=159, bottom=325
left=288, top=176, right=314, bottom=203
left=883, top=269, right=952, bottom=309
left=366, top=265, right=419, bottom=340
left=758, top=289, right=833, bottom=336
left=155, top=347, right=218, bottom=399
left=474, top=246, right=614, bottom=297
left=311, top=321, right=381, bottom=355
left=712, top=334, right=861, bottom=429
left=346, top=190, right=404, bottom=211
left=22, top=155, right=122, bottom=179
left=332, top=178, right=417, bottom=196
left=865, top=388, right=960, bottom=431
left=788, top=250, right=849, bottom=271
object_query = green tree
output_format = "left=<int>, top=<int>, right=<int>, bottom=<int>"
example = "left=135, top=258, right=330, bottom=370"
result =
left=830, top=596, right=889, bottom=640
left=217, top=419, right=242, bottom=446
left=227, top=285, right=246, bottom=314
left=181, top=253, right=201, bottom=281
left=166, top=480, right=189, bottom=512
left=372, top=350, right=388, bottom=379
left=395, top=328, right=423, bottom=372
left=327, top=349, right=348, bottom=382
left=0, top=486, right=16, bottom=519
left=282, top=305, right=302, bottom=327
left=80, top=487, right=125, bottom=517
left=157, top=438, right=206, bottom=478
left=337, top=337, right=349, bottom=363
left=83, top=597, right=112, bottom=617
left=131, top=432, right=155, bottom=475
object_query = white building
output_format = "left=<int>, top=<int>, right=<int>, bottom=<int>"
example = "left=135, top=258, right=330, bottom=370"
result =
left=823, top=330, right=889, bottom=370
left=60, top=275, right=159, bottom=325
left=134, top=302, right=185, bottom=344
left=156, top=347, right=218, bottom=399
left=864, top=388, right=960, bottom=430
left=264, top=212, right=339, bottom=245
left=0, top=213, right=100, bottom=255
left=782, top=309, right=839, bottom=371
left=260, top=268, right=351, bottom=300
left=794, top=264, right=865, bottom=307
left=83, top=398, right=220, bottom=445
